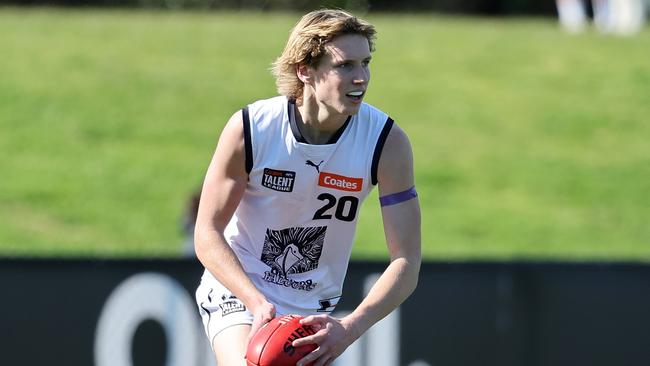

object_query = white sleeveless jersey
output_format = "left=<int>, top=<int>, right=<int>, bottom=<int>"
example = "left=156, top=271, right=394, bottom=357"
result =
left=201, top=96, right=393, bottom=315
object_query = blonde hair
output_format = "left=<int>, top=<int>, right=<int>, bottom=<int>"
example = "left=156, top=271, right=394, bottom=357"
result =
left=271, top=9, right=376, bottom=100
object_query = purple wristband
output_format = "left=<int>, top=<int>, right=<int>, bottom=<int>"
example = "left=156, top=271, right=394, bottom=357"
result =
left=379, top=186, right=418, bottom=207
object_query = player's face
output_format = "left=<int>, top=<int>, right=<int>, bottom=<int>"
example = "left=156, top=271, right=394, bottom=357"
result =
left=310, top=33, right=372, bottom=116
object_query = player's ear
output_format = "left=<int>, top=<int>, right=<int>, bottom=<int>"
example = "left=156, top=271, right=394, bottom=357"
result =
left=296, top=64, right=312, bottom=84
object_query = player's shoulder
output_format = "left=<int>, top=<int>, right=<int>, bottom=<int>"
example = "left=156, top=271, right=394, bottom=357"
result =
left=355, top=102, right=392, bottom=132
left=364, top=102, right=410, bottom=166
left=244, top=96, right=287, bottom=131
left=358, top=101, right=389, bottom=121
left=248, top=95, right=287, bottom=115
left=376, top=122, right=413, bottom=188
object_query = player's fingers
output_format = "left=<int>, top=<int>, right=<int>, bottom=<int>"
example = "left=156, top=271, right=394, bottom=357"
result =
left=259, top=308, right=275, bottom=324
left=292, top=330, right=326, bottom=347
left=246, top=325, right=260, bottom=345
left=251, top=319, right=265, bottom=334
left=296, top=345, right=328, bottom=366
left=246, top=316, right=272, bottom=344
left=312, top=354, right=333, bottom=366
left=300, top=314, right=328, bottom=325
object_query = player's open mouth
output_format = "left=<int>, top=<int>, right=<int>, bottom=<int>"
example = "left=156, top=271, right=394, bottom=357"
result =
left=346, top=90, right=365, bottom=102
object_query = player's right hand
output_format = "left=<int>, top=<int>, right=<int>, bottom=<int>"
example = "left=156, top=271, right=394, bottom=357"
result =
left=293, top=314, right=358, bottom=366
left=246, top=300, right=276, bottom=345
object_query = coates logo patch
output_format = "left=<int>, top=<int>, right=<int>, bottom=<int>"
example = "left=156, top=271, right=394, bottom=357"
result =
left=262, top=168, right=296, bottom=192
left=318, top=172, right=363, bottom=192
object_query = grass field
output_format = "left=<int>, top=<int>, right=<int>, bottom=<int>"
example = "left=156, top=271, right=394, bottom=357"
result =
left=1, top=8, right=649, bottom=260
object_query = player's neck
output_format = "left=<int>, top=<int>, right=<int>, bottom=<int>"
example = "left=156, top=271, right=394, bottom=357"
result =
left=295, top=97, right=347, bottom=145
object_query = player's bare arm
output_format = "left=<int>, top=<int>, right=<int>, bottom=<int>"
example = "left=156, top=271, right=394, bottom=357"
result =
left=294, top=124, right=422, bottom=366
left=194, top=110, right=276, bottom=340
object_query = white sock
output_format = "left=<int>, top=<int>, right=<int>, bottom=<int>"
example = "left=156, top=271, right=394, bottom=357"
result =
left=611, top=0, right=646, bottom=35
left=557, top=0, right=588, bottom=32
left=593, top=0, right=627, bottom=33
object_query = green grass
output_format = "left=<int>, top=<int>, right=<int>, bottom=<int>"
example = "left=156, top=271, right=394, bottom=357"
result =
left=1, top=8, right=649, bottom=260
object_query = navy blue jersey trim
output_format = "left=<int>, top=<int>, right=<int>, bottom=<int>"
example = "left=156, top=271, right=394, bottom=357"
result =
left=326, top=116, right=352, bottom=144
left=242, top=107, right=253, bottom=174
left=288, top=99, right=307, bottom=143
left=288, top=99, right=351, bottom=145
left=371, top=117, right=394, bottom=185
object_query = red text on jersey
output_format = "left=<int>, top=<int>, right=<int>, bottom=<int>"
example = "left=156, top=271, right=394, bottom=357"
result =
left=318, top=172, right=363, bottom=192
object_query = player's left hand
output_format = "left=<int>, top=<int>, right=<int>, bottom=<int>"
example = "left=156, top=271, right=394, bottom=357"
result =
left=292, top=314, right=359, bottom=366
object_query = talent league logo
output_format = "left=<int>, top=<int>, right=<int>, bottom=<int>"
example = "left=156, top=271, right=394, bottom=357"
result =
left=262, top=168, right=296, bottom=192
left=260, top=226, right=326, bottom=292
left=318, top=172, right=363, bottom=192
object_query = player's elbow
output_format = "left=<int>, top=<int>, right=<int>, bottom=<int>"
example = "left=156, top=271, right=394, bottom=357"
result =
left=406, top=260, right=421, bottom=296
left=399, top=255, right=421, bottom=298
left=193, top=223, right=215, bottom=262
left=409, top=249, right=422, bottom=290
left=193, top=212, right=229, bottom=257
left=193, top=230, right=207, bottom=261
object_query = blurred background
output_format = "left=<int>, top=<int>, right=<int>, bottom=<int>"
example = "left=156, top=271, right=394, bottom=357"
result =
left=1, top=0, right=649, bottom=260
left=1, top=1, right=649, bottom=365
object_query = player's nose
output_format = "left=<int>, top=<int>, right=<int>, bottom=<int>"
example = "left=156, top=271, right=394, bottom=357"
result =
left=352, top=65, right=369, bottom=84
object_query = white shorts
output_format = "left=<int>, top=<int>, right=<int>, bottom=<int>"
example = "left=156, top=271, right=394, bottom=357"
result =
left=195, top=276, right=254, bottom=347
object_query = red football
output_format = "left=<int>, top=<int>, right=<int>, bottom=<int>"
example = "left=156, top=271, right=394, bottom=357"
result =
left=246, top=314, right=317, bottom=366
